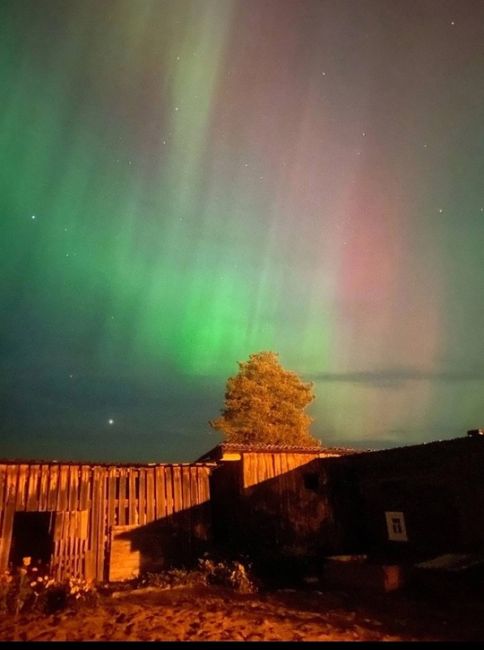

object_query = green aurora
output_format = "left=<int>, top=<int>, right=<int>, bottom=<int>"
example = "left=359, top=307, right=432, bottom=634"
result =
left=1, top=0, right=484, bottom=461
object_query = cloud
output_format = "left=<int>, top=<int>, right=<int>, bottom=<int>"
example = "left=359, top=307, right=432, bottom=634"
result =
left=308, top=367, right=484, bottom=388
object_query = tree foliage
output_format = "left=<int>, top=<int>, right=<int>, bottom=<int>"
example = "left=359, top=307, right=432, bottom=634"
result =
left=210, top=351, right=319, bottom=446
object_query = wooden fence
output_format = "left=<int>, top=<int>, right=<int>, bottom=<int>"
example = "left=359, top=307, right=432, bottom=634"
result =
left=0, top=462, right=213, bottom=582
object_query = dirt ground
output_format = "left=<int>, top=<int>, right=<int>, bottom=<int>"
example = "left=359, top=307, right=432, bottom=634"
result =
left=1, top=583, right=483, bottom=642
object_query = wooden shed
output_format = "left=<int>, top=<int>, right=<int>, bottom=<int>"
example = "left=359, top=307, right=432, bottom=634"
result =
left=0, top=460, right=214, bottom=582
left=198, top=443, right=357, bottom=562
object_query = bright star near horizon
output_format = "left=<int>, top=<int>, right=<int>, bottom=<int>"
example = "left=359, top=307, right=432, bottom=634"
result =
left=108, top=419, right=114, bottom=425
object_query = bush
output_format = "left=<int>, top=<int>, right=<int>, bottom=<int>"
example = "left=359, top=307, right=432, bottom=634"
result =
left=0, top=566, right=98, bottom=615
left=198, top=557, right=258, bottom=593
left=135, top=556, right=258, bottom=594
left=136, top=568, right=207, bottom=590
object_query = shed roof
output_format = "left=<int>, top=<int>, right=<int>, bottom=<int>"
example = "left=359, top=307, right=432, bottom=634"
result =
left=196, top=442, right=364, bottom=462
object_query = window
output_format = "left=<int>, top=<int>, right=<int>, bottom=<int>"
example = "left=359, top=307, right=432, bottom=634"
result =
left=385, top=511, right=408, bottom=542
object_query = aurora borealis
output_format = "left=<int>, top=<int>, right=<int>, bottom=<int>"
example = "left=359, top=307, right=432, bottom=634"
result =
left=1, top=0, right=484, bottom=462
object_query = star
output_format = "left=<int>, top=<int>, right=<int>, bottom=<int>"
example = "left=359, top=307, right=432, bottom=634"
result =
left=438, top=208, right=443, bottom=213
left=31, top=215, right=36, bottom=220
left=108, top=419, right=114, bottom=425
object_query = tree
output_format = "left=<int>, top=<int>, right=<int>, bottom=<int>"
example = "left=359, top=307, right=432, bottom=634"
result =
left=209, top=351, right=319, bottom=446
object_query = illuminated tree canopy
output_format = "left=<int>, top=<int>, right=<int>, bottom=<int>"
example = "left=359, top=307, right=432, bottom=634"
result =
left=210, top=351, right=319, bottom=446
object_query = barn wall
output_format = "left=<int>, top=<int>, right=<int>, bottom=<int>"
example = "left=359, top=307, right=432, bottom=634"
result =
left=344, top=437, right=484, bottom=559
left=0, top=463, right=213, bottom=582
left=211, top=451, right=346, bottom=561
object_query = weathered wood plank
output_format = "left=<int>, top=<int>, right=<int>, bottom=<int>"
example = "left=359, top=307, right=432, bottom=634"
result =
left=54, top=510, right=67, bottom=540
left=139, top=469, right=146, bottom=526
left=146, top=469, right=154, bottom=523
left=266, top=453, right=276, bottom=481
left=107, top=468, right=117, bottom=529
left=173, top=466, right=182, bottom=513
left=0, top=464, right=6, bottom=535
left=57, top=465, right=69, bottom=511
left=26, top=464, right=40, bottom=510
left=198, top=467, right=209, bottom=504
left=93, top=467, right=106, bottom=581
left=242, top=453, right=255, bottom=489
left=109, top=525, right=140, bottom=582
left=47, top=464, right=59, bottom=511
left=190, top=467, right=199, bottom=506
left=182, top=467, right=191, bottom=510
left=16, top=464, right=28, bottom=510
left=273, top=453, right=283, bottom=479
left=0, top=465, right=7, bottom=520
left=79, top=466, right=90, bottom=510
left=128, top=470, right=136, bottom=525
left=79, top=509, right=89, bottom=540
left=68, top=465, right=79, bottom=511
left=38, top=465, right=50, bottom=511
left=155, top=467, right=166, bottom=519
left=5, top=465, right=18, bottom=508
left=0, top=484, right=16, bottom=571
left=118, top=469, right=127, bottom=526
left=88, top=469, right=99, bottom=581
left=167, top=467, right=174, bottom=514
left=280, top=453, right=289, bottom=476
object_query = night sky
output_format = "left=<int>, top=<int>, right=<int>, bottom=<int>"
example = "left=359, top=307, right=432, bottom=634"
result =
left=1, top=0, right=484, bottom=463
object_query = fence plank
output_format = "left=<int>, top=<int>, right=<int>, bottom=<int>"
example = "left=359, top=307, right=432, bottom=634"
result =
left=16, top=464, right=28, bottom=510
left=92, top=468, right=106, bottom=581
left=0, top=479, right=16, bottom=571
left=182, top=467, right=191, bottom=510
left=190, top=467, right=199, bottom=506
left=0, top=464, right=6, bottom=516
left=128, top=470, right=136, bottom=525
left=47, top=465, right=59, bottom=511
left=155, top=467, right=166, bottom=519
left=197, top=467, right=209, bottom=504
left=68, top=466, right=79, bottom=511
left=57, top=465, right=69, bottom=511
left=165, top=468, right=174, bottom=516
left=173, top=466, right=182, bottom=512
left=107, top=468, right=117, bottom=530
left=139, top=469, right=146, bottom=526
left=146, top=469, right=154, bottom=523
left=0, top=464, right=6, bottom=534
left=79, top=466, right=90, bottom=510
left=118, top=469, right=127, bottom=526
left=38, top=465, right=50, bottom=511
